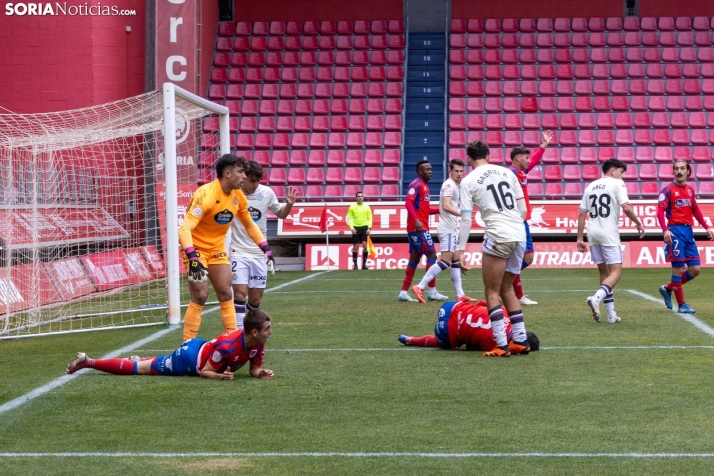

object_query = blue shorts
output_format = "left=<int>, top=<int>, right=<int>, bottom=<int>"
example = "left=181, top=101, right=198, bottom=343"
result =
left=151, top=338, right=207, bottom=376
left=665, top=225, right=700, bottom=266
left=408, top=231, right=436, bottom=254
left=434, top=302, right=458, bottom=349
left=524, top=221, right=534, bottom=254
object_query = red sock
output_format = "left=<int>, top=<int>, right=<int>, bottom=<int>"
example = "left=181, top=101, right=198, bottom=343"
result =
left=402, top=265, right=417, bottom=291
left=668, top=282, right=685, bottom=305
left=513, top=275, right=523, bottom=299
left=681, top=272, right=691, bottom=285
left=426, top=262, right=436, bottom=288
left=86, top=358, right=136, bottom=375
left=409, top=335, right=439, bottom=347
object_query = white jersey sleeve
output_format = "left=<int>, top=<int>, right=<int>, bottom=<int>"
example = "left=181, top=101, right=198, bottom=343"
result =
left=437, top=178, right=460, bottom=234
left=581, top=177, right=627, bottom=246
left=230, top=185, right=280, bottom=257
left=460, top=165, right=526, bottom=243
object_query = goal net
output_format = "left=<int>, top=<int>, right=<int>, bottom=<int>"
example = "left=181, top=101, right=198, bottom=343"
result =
left=0, top=83, right=229, bottom=339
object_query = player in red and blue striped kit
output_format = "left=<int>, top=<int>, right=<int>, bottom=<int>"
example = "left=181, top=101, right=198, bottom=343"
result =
left=397, top=299, right=539, bottom=356
left=657, top=160, right=714, bottom=314
left=66, top=310, right=274, bottom=380
left=398, top=160, right=447, bottom=302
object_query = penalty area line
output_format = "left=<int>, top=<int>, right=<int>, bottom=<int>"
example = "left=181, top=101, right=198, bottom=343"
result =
left=2, top=452, right=714, bottom=458
left=628, top=290, right=714, bottom=339
left=0, top=272, right=327, bottom=415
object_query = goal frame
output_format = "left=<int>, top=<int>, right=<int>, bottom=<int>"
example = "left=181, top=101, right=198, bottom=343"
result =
left=162, top=82, right=229, bottom=325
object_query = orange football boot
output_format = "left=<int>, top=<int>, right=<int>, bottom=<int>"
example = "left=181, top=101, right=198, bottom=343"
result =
left=508, top=341, right=530, bottom=355
left=482, top=345, right=511, bottom=357
left=411, top=285, right=426, bottom=304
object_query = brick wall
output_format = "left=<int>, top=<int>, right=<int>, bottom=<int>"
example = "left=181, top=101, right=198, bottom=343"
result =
left=0, top=0, right=145, bottom=113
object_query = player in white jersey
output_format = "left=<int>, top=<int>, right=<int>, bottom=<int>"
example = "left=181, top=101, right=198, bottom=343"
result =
left=458, top=140, right=530, bottom=358
left=577, top=158, right=645, bottom=323
left=229, top=161, right=298, bottom=328
left=411, top=159, right=473, bottom=303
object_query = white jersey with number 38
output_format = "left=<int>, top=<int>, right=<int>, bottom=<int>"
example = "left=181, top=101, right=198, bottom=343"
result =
left=460, top=164, right=526, bottom=242
left=579, top=176, right=631, bottom=246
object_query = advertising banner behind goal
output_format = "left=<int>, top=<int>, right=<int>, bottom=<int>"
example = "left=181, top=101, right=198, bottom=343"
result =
left=280, top=201, right=714, bottom=238
left=306, top=241, right=714, bottom=271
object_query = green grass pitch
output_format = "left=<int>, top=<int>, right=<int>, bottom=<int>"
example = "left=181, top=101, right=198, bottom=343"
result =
left=1, top=267, right=714, bottom=475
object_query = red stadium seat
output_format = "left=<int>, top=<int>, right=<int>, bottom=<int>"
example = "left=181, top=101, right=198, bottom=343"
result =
left=344, top=150, right=362, bottom=165
left=326, top=168, right=344, bottom=184
left=325, top=150, right=344, bottom=166
left=302, top=151, right=325, bottom=168
left=545, top=165, right=563, bottom=181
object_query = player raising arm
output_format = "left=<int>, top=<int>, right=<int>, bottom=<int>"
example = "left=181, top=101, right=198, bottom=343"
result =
left=66, top=310, right=274, bottom=380
left=179, top=154, right=273, bottom=342
left=657, top=159, right=714, bottom=314
left=229, top=160, right=297, bottom=329
left=398, top=299, right=539, bottom=354
left=459, top=140, right=531, bottom=357
left=507, top=130, right=553, bottom=305
left=577, top=159, right=645, bottom=323
left=412, top=158, right=473, bottom=303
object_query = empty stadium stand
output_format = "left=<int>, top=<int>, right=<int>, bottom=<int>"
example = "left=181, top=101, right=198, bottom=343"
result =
left=205, top=20, right=405, bottom=200
left=201, top=15, right=714, bottom=204
left=449, top=16, right=714, bottom=198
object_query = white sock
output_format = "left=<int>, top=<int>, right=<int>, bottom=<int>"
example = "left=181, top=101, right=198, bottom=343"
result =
left=594, top=284, right=611, bottom=303
left=418, top=260, right=449, bottom=289
left=511, top=321, right=527, bottom=343
left=509, top=310, right=527, bottom=342
left=490, top=319, right=508, bottom=347
left=450, top=261, right=464, bottom=297
left=234, top=300, right=246, bottom=330
left=604, top=293, right=616, bottom=317
left=489, top=307, right=508, bottom=347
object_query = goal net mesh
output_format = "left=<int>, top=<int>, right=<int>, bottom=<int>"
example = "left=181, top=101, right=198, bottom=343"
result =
left=0, top=89, right=218, bottom=338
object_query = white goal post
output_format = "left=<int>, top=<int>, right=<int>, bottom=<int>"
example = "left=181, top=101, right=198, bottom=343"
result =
left=0, top=83, right=229, bottom=338
left=163, top=83, right=230, bottom=325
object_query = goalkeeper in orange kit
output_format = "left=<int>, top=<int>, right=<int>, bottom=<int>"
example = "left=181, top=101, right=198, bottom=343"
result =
left=178, top=154, right=274, bottom=342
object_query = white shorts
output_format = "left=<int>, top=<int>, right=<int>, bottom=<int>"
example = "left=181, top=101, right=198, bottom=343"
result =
left=590, top=245, right=623, bottom=265
left=438, top=233, right=460, bottom=253
left=230, top=256, right=268, bottom=288
left=482, top=238, right=525, bottom=275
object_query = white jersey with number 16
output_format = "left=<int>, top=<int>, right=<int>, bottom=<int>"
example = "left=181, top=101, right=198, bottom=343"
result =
left=460, top=164, right=526, bottom=243
left=579, top=176, right=630, bottom=246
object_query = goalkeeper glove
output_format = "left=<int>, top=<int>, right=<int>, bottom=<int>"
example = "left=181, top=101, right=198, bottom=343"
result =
left=184, top=247, right=208, bottom=284
left=259, top=241, right=275, bottom=266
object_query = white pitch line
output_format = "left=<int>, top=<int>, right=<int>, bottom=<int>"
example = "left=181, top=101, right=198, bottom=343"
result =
left=0, top=272, right=327, bottom=415
left=2, top=452, right=714, bottom=458
left=628, top=289, right=714, bottom=339
left=267, top=289, right=593, bottom=294
left=129, top=345, right=714, bottom=353
left=0, top=326, right=176, bottom=415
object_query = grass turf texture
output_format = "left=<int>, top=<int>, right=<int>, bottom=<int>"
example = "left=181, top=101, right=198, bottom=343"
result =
left=1, top=268, right=714, bottom=475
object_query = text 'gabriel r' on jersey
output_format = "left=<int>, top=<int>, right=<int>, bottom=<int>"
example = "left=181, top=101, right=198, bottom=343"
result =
left=459, top=164, right=526, bottom=249
left=579, top=176, right=631, bottom=246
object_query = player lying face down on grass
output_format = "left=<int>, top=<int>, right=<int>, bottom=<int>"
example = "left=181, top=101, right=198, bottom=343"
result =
left=397, top=299, right=539, bottom=356
left=66, top=310, right=274, bottom=380
left=179, top=154, right=275, bottom=342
